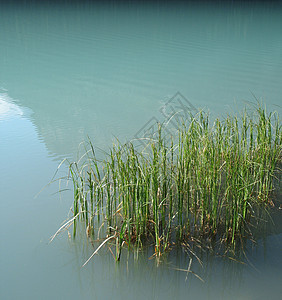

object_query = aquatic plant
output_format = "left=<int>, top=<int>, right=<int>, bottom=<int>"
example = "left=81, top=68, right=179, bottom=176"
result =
left=58, top=104, right=281, bottom=262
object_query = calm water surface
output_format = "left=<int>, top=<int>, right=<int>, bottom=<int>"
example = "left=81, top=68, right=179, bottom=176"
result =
left=1, top=1, right=281, bottom=299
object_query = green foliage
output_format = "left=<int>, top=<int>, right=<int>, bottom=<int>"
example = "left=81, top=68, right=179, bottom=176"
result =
left=68, top=104, right=281, bottom=258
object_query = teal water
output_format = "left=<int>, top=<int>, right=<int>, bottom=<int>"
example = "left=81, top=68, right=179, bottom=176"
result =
left=1, top=1, right=282, bottom=299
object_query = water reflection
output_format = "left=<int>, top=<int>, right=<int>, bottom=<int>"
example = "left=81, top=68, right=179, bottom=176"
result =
left=1, top=1, right=282, bottom=299
left=0, top=92, right=23, bottom=120
left=1, top=1, right=281, bottom=160
left=66, top=231, right=282, bottom=300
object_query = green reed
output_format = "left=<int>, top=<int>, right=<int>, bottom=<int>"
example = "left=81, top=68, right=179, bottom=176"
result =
left=67, top=104, right=281, bottom=257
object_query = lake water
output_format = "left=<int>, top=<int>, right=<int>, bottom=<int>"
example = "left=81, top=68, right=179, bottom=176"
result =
left=1, top=1, right=281, bottom=299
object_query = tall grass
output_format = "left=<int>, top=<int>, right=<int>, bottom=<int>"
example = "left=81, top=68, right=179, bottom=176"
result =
left=66, top=104, right=281, bottom=258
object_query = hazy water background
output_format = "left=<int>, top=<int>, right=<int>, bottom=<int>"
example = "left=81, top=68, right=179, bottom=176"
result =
left=0, top=1, right=281, bottom=299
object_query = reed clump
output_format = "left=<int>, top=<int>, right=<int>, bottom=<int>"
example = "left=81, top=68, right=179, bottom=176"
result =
left=66, top=105, right=281, bottom=260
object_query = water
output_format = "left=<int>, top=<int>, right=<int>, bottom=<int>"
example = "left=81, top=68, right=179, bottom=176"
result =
left=1, top=1, right=281, bottom=299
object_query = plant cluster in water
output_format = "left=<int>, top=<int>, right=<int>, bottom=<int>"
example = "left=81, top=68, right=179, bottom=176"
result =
left=55, top=104, right=281, bottom=262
